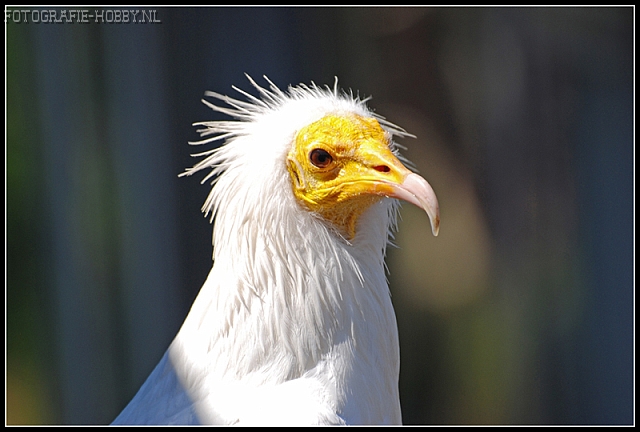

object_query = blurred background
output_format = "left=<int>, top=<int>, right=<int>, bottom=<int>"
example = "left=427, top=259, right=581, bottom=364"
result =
left=6, top=7, right=633, bottom=425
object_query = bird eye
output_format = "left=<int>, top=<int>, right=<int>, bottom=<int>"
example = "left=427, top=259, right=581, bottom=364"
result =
left=309, top=148, right=333, bottom=168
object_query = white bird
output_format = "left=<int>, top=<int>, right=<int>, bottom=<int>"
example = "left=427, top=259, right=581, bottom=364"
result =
left=112, top=76, right=439, bottom=425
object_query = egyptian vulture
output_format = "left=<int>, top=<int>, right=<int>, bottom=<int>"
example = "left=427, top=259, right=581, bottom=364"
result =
left=112, top=76, right=439, bottom=425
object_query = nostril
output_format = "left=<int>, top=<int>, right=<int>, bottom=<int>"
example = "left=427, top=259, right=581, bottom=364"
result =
left=374, top=165, right=391, bottom=173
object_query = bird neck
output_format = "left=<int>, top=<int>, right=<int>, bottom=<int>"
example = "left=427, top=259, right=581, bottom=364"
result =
left=175, top=171, right=398, bottom=385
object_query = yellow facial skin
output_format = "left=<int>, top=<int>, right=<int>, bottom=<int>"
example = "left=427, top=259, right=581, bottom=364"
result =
left=287, top=114, right=417, bottom=239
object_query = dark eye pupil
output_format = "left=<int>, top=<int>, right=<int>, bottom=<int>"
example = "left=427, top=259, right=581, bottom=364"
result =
left=310, top=149, right=333, bottom=168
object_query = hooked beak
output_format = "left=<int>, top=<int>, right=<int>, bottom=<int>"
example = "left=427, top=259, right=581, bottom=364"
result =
left=386, top=172, right=440, bottom=236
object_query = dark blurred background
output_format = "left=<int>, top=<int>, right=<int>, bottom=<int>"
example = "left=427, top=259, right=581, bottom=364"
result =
left=6, top=7, right=633, bottom=425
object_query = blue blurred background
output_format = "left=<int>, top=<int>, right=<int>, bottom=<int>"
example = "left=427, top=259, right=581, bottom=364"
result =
left=6, top=7, right=633, bottom=425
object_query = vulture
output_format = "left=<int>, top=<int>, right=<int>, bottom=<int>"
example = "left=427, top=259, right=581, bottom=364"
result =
left=112, top=76, right=439, bottom=425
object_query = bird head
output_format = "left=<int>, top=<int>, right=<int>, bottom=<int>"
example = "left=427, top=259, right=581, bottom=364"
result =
left=182, top=76, right=439, bottom=243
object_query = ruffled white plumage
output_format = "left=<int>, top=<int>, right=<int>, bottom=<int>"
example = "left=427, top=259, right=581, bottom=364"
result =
left=114, top=76, right=411, bottom=425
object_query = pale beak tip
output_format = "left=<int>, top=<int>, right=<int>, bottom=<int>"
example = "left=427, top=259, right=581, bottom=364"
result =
left=394, top=172, right=440, bottom=237
left=432, top=215, right=440, bottom=237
